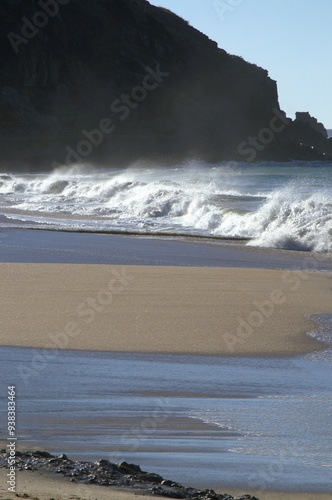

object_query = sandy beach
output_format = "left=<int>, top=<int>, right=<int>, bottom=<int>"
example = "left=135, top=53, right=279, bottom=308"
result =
left=0, top=262, right=331, bottom=356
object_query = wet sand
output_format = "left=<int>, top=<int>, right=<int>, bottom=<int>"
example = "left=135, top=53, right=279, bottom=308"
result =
left=0, top=263, right=331, bottom=356
left=1, top=228, right=332, bottom=271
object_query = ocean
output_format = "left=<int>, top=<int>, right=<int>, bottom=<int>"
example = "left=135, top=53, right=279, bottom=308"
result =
left=1, top=160, right=332, bottom=253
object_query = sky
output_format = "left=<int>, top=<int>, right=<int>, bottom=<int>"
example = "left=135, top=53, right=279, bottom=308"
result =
left=148, top=0, right=332, bottom=128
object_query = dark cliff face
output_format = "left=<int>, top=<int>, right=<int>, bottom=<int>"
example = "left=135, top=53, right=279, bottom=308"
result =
left=0, top=0, right=331, bottom=169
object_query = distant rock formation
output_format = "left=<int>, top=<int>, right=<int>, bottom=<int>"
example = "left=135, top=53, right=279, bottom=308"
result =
left=0, top=0, right=331, bottom=169
left=295, top=112, right=327, bottom=138
left=281, top=112, right=332, bottom=160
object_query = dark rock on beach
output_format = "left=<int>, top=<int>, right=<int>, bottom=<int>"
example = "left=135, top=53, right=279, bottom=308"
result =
left=0, top=0, right=331, bottom=169
left=0, top=449, right=259, bottom=500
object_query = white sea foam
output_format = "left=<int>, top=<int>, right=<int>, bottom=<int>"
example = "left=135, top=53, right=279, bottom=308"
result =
left=0, top=161, right=331, bottom=252
left=236, top=185, right=332, bottom=252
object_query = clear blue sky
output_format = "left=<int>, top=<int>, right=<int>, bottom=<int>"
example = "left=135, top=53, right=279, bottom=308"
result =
left=148, top=0, right=332, bottom=128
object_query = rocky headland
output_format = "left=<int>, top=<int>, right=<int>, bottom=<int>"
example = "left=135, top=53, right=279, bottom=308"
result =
left=1, top=0, right=331, bottom=170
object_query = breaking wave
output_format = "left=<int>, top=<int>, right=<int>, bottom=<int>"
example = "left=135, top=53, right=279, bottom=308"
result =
left=0, top=162, right=331, bottom=252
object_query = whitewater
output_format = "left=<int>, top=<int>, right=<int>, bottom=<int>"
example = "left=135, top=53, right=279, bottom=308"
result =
left=0, top=160, right=332, bottom=253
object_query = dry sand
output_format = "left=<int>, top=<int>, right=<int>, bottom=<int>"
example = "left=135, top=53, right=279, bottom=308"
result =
left=0, top=469, right=331, bottom=500
left=0, top=263, right=331, bottom=356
